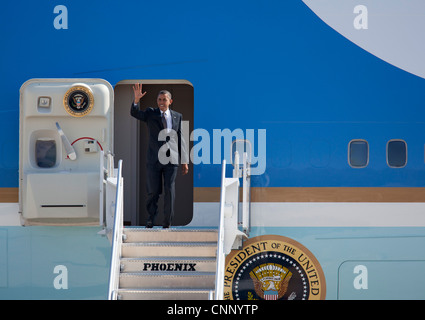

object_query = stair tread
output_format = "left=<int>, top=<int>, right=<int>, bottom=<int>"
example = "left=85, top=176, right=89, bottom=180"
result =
left=122, top=228, right=218, bottom=243
left=120, top=256, right=216, bottom=273
left=118, top=288, right=211, bottom=292
left=121, top=256, right=216, bottom=261
left=122, top=241, right=217, bottom=246
left=124, top=227, right=218, bottom=232
left=121, top=272, right=215, bottom=277
left=119, top=272, right=215, bottom=290
left=115, top=288, right=214, bottom=300
left=117, top=288, right=213, bottom=293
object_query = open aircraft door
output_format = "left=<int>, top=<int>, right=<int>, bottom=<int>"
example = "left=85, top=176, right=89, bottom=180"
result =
left=19, top=79, right=113, bottom=225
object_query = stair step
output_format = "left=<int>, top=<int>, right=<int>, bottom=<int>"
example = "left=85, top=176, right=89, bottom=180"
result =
left=120, top=257, right=216, bottom=273
left=116, top=289, right=213, bottom=300
left=119, top=272, right=215, bottom=289
left=121, top=242, right=217, bottom=258
left=123, top=228, right=218, bottom=243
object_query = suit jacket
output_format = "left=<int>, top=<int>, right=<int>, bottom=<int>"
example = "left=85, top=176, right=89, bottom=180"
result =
left=131, top=103, right=188, bottom=166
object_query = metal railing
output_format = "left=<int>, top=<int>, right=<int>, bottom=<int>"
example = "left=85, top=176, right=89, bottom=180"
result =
left=107, top=160, right=124, bottom=300
left=214, top=159, right=229, bottom=300
left=214, top=145, right=251, bottom=300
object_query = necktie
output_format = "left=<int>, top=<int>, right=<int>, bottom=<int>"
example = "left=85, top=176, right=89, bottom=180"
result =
left=161, top=112, right=170, bottom=157
left=161, top=112, right=167, bottom=130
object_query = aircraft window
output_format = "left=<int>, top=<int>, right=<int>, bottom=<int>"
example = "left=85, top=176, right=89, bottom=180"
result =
left=387, top=140, right=407, bottom=168
left=35, top=139, right=57, bottom=168
left=348, top=140, right=369, bottom=168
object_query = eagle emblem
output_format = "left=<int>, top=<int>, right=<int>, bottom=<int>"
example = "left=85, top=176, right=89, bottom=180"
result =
left=249, top=263, right=292, bottom=300
left=71, top=93, right=86, bottom=109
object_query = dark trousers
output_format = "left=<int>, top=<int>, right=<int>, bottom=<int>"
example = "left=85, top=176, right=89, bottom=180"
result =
left=146, top=163, right=178, bottom=227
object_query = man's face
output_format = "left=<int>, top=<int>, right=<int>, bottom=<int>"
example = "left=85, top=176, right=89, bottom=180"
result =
left=157, top=94, right=172, bottom=112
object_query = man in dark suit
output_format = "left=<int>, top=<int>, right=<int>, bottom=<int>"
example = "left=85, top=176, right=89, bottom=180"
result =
left=131, top=83, right=189, bottom=228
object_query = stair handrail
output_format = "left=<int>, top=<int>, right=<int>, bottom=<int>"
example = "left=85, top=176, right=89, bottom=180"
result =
left=214, top=145, right=252, bottom=300
left=241, top=151, right=251, bottom=235
left=107, top=159, right=124, bottom=300
left=231, top=139, right=252, bottom=234
left=214, top=158, right=228, bottom=300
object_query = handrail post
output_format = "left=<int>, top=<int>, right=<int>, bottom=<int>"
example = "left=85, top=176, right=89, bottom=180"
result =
left=107, top=160, right=124, bottom=300
left=214, top=159, right=227, bottom=300
left=242, top=152, right=251, bottom=235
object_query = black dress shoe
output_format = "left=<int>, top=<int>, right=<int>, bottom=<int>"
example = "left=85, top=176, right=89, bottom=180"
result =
left=162, top=225, right=169, bottom=229
left=146, top=221, right=153, bottom=228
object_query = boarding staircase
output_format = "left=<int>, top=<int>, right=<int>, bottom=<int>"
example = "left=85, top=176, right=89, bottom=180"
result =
left=107, top=140, right=252, bottom=300
left=114, top=228, right=218, bottom=300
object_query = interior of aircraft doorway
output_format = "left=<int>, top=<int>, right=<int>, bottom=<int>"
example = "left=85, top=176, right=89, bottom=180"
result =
left=114, top=80, right=194, bottom=226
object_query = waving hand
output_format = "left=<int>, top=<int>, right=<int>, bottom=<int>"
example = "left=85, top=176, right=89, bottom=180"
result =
left=133, top=83, right=147, bottom=104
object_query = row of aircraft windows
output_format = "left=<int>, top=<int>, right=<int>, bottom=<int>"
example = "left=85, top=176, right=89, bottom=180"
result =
left=349, top=139, right=407, bottom=168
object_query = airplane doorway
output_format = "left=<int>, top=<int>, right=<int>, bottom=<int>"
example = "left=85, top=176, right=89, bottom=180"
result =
left=114, top=80, right=194, bottom=226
